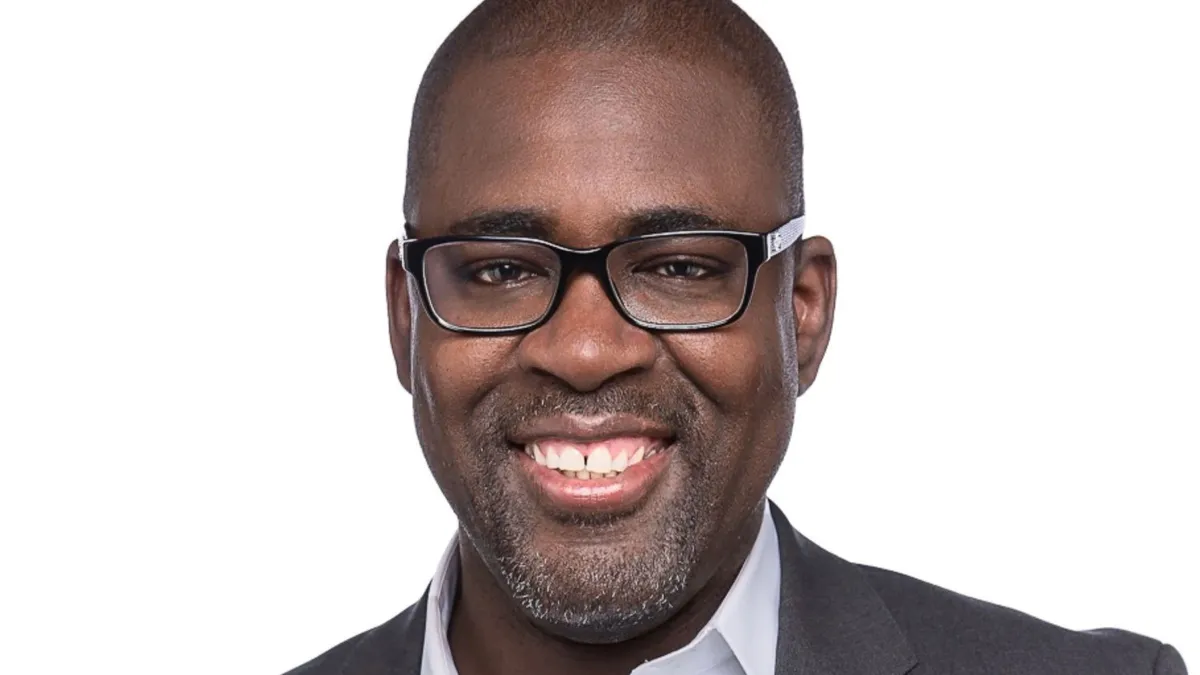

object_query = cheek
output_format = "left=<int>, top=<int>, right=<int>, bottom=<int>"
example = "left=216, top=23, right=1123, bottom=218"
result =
left=666, top=330, right=773, bottom=410
left=662, top=272, right=796, bottom=486
left=413, top=321, right=517, bottom=431
left=666, top=275, right=793, bottom=412
left=412, top=323, right=521, bottom=507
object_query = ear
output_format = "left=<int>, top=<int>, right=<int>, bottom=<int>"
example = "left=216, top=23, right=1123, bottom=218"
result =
left=792, top=236, right=837, bottom=395
left=386, top=240, right=414, bottom=393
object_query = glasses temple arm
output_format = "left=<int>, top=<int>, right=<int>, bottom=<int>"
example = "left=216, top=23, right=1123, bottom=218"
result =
left=765, top=215, right=806, bottom=260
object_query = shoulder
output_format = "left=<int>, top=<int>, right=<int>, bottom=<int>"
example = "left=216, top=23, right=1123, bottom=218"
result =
left=857, top=564, right=1186, bottom=674
left=281, top=594, right=428, bottom=675
left=282, top=631, right=364, bottom=675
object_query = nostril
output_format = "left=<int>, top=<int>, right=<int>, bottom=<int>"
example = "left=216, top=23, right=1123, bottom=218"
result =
left=517, top=332, right=656, bottom=394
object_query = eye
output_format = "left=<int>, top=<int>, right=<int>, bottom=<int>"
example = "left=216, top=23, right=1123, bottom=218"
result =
left=472, top=261, right=538, bottom=285
left=654, top=260, right=717, bottom=279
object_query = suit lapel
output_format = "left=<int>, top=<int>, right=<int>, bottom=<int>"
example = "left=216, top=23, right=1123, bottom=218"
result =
left=771, top=503, right=918, bottom=675
left=338, top=588, right=428, bottom=675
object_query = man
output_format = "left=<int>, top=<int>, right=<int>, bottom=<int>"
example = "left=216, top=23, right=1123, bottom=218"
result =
left=287, top=1, right=1187, bottom=673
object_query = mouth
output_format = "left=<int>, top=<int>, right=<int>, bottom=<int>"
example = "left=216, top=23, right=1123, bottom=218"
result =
left=509, top=417, right=675, bottom=515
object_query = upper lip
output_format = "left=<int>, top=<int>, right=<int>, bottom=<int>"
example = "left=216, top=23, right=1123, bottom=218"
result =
left=509, top=414, right=675, bottom=445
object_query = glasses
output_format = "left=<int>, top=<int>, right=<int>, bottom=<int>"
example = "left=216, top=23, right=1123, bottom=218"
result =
left=400, top=215, right=805, bottom=334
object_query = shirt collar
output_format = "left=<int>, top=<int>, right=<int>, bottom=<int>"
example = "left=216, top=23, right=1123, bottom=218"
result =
left=707, top=505, right=781, bottom=675
left=420, top=535, right=459, bottom=675
left=421, top=507, right=780, bottom=675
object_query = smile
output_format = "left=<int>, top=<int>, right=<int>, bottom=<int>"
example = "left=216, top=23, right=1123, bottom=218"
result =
left=509, top=415, right=676, bottom=514
left=516, top=438, right=672, bottom=514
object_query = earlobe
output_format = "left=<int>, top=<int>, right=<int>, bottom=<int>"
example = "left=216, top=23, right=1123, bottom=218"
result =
left=386, top=240, right=414, bottom=393
left=792, top=236, right=837, bottom=395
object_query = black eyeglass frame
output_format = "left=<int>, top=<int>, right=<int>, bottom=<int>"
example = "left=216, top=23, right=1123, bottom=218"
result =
left=399, top=215, right=806, bottom=335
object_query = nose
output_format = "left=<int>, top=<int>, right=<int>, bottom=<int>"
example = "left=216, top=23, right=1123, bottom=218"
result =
left=516, top=272, right=658, bottom=392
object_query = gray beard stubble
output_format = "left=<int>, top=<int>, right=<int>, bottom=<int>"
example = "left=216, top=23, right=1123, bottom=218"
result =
left=461, top=383, right=709, bottom=642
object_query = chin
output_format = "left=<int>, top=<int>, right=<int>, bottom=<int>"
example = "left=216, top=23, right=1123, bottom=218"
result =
left=496, top=537, right=696, bottom=645
left=522, top=594, right=683, bottom=645
left=471, top=460, right=711, bottom=643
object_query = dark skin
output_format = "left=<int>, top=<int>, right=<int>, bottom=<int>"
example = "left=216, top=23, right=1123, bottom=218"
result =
left=386, top=52, right=837, bottom=675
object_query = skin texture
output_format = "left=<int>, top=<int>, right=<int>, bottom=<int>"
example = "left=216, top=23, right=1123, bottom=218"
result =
left=386, top=51, right=837, bottom=675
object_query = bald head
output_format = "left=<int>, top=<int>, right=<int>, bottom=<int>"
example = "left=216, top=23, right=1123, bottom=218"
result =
left=403, top=0, right=804, bottom=221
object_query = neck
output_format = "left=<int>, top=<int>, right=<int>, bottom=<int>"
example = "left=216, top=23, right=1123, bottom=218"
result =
left=447, top=504, right=765, bottom=675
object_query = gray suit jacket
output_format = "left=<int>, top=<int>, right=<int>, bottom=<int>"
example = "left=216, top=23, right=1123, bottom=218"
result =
left=285, top=503, right=1187, bottom=674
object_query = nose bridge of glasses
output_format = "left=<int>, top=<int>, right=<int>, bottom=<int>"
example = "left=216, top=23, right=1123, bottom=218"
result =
left=550, top=244, right=628, bottom=321
left=556, top=244, right=613, bottom=279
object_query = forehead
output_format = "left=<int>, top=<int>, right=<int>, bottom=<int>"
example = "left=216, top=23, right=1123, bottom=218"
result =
left=414, top=51, right=789, bottom=243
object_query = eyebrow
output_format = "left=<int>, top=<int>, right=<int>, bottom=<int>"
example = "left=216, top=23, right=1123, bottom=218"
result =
left=433, top=206, right=738, bottom=241
left=443, top=210, right=555, bottom=238
left=620, top=208, right=738, bottom=238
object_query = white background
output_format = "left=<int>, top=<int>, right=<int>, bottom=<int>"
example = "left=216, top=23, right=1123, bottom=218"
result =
left=1, top=1, right=1197, bottom=673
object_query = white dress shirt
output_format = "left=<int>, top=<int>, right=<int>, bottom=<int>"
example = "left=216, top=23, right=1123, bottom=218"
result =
left=420, top=509, right=781, bottom=675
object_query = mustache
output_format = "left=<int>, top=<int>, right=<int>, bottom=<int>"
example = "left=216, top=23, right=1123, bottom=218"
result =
left=475, top=382, right=701, bottom=439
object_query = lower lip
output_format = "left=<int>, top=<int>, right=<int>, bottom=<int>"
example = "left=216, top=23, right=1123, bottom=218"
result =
left=516, top=447, right=672, bottom=515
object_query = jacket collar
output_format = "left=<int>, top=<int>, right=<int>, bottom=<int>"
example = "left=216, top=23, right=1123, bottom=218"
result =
left=770, top=502, right=917, bottom=675
left=333, top=589, right=427, bottom=675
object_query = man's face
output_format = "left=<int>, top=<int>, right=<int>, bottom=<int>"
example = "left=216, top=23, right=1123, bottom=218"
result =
left=388, top=52, right=834, bottom=642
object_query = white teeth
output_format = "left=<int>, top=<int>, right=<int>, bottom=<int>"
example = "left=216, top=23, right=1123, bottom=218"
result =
left=630, top=446, right=645, bottom=465
left=612, top=450, right=628, bottom=472
left=586, top=447, right=612, bottom=474
left=531, top=442, right=663, bottom=478
left=559, top=446, right=586, bottom=471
